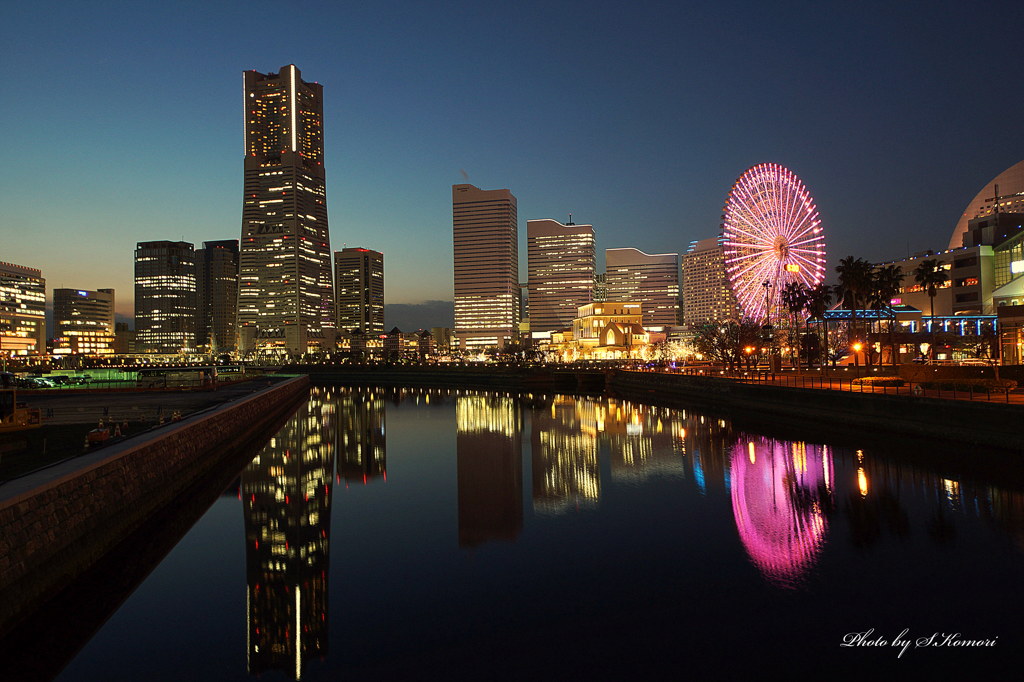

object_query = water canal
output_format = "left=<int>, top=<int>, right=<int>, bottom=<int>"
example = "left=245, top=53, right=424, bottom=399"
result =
left=10, top=386, right=1023, bottom=679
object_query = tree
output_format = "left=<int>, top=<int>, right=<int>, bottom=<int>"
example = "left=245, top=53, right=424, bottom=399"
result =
left=805, top=283, right=833, bottom=368
left=693, top=318, right=764, bottom=371
left=780, top=281, right=810, bottom=369
left=913, top=259, right=949, bottom=360
left=835, top=256, right=874, bottom=344
left=869, top=264, right=904, bottom=366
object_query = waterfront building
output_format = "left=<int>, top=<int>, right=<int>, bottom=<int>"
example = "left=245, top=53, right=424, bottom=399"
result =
left=134, top=241, right=196, bottom=354
left=542, top=301, right=651, bottom=360
left=605, top=248, right=681, bottom=327
left=0, top=261, right=45, bottom=355
left=682, top=237, right=740, bottom=326
left=195, top=240, right=239, bottom=353
left=875, top=244, right=992, bottom=317
left=334, top=247, right=384, bottom=335
left=526, top=219, right=596, bottom=334
left=239, top=65, right=334, bottom=354
left=452, top=184, right=519, bottom=348
left=949, top=159, right=1024, bottom=249
left=52, top=288, right=115, bottom=356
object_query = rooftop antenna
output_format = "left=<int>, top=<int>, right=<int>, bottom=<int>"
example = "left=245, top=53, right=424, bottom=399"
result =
left=992, top=184, right=1001, bottom=217
left=567, top=213, right=574, bottom=225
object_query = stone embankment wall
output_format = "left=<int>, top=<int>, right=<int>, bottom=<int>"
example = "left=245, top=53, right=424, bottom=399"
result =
left=608, top=371, right=1024, bottom=452
left=0, top=376, right=309, bottom=637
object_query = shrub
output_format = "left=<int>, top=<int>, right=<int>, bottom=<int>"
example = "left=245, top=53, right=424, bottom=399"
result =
left=852, top=376, right=905, bottom=387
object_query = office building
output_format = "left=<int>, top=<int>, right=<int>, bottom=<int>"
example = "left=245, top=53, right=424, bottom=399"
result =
left=239, top=65, right=334, bottom=354
left=196, top=240, right=239, bottom=353
left=452, top=184, right=519, bottom=347
left=605, top=248, right=681, bottom=327
left=334, top=247, right=384, bottom=335
left=134, top=241, right=196, bottom=354
left=682, top=237, right=740, bottom=326
left=52, top=288, right=115, bottom=356
left=0, top=262, right=45, bottom=355
left=527, top=219, right=595, bottom=334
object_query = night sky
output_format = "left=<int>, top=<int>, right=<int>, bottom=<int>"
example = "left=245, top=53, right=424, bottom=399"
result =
left=3, top=0, right=1023, bottom=323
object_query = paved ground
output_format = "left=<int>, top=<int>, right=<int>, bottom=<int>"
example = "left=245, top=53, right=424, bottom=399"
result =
left=18, top=377, right=287, bottom=425
left=0, top=377, right=293, bottom=481
left=661, top=368, right=1024, bottom=405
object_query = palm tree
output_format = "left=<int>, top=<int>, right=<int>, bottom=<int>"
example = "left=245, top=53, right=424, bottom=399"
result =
left=869, top=265, right=904, bottom=366
left=835, top=256, right=874, bottom=347
left=780, top=281, right=809, bottom=368
left=913, top=259, right=948, bottom=361
left=805, top=283, right=833, bottom=368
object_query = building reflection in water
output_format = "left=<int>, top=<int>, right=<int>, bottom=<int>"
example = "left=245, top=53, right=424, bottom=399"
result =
left=456, top=394, right=523, bottom=546
left=242, top=395, right=335, bottom=679
left=335, top=386, right=386, bottom=485
left=532, top=396, right=599, bottom=513
left=730, top=437, right=834, bottom=588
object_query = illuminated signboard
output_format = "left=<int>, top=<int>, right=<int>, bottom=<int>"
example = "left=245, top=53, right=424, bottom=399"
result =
left=785, top=264, right=800, bottom=272
left=1011, top=260, right=1024, bottom=274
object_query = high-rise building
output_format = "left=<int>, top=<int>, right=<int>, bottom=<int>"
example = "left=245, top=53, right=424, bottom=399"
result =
left=134, top=241, right=196, bottom=354
left=239, top=65, right=334, bottom=354
left=527, top=219, right=596, bottom=334
left=334, top=247, right=384, bottom=335
left=605, top=248, right=681, bottom=327
left=452, top=184, right=519, bottom=348
left=52, top=288, right=115, bottom=356
left=0, top=262, right=45, bottom=355
left=196, top=240, right=239, bottom=353
left=682, top=237, right=740, bottom=326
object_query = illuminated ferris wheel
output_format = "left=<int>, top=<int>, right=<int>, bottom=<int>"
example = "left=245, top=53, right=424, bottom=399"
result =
left=721, top=163, right=826, bottom=321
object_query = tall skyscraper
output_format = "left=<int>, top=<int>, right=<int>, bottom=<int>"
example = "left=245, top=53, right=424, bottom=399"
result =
left=134, top=241, right=196, bottom=354
left=334, top=247, right=384, bottom=335
left=681, top=237, right=740, bottom=326
left=53, top=288, right=115, bottom=356
left=526, top=219, right=596, bottom=334
left=0, top=262, right=45, bottom=355
left=605, top=248, right=681, bottom=327
left=195, top=240, right=239, bottom=353
left=239, top=65, right=334, bottom=354
left=452, top=184, right=519, bottom=348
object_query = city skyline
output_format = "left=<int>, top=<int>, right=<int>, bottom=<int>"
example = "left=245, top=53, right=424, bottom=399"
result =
left=4, top=2, right=1024, bottom=324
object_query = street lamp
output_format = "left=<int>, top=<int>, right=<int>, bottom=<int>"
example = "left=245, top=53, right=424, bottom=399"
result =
left=852, top=341, right=863, bottom=368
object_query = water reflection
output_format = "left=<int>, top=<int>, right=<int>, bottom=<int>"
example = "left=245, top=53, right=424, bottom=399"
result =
left=729, top=437, right=834, bottom=588
left=242, top=395, right=335, bottom=679
left=531, top=396, right=599, bottom=513
left=336, top=386, right=386, bottom=485
left=456, top=395, right=523, bottom=546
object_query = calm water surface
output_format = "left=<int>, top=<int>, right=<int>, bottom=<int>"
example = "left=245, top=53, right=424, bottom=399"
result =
left=49, top=387, right=1023, bottom=679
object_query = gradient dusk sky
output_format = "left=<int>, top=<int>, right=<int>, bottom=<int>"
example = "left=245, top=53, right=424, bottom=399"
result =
left=3, top=0, right=1023, bottom=319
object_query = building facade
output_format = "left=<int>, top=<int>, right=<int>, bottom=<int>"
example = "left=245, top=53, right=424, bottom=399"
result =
left=334, top=247, right=384, bottom=335
left=682, top=237, right=740, bottom=326
left=526, top=219, right=595, bottom=334
left=52, top=288, right=115, bottom=356
left=605, top=248, right=681, bottom=327
left=452, top=184, right=519, bottom=348
left=239, top=65, right=334, bottom=354
left=196, top=240, right=239, bottom=353
left=0, top=262, right=45, bottom=355
left=134, top=241, right=196, bottom=354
